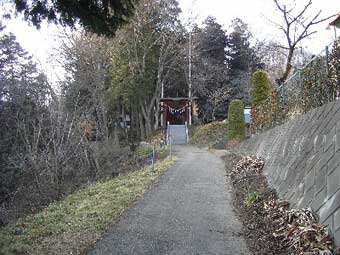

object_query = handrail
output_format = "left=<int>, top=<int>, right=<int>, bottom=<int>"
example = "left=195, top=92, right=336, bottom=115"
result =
left=166, top=121, right=170, bottom=145
left=185, top=121, right=189, bottom=143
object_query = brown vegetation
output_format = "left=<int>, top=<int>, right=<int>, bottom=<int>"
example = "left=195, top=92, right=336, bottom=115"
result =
left=224, top=153, right=340, bottom=255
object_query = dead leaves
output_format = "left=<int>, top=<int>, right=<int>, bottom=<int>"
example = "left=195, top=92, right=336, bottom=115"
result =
left=265, top=198, right=337, bottom=255
left=231, top=156, right=264, bottom=177
left=232, top=155, right=339, bottom=255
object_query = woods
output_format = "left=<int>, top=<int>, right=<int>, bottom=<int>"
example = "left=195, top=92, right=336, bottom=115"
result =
left=0, top=0, right=187, bottom=224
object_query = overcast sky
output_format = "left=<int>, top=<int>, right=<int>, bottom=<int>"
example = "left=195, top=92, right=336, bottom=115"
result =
left=178, top=0, right=339, bottom=51
left=1, top=0, right=340, bottom=85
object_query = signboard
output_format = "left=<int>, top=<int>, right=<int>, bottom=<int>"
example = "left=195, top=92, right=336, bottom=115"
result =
left=244, top=107, right=251, bottom=124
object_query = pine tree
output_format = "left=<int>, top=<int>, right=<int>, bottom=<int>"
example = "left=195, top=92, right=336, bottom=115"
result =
left=11, top=0, right=138, bottom=35
left=227, top=18, right=264, bottom=105
left=192, top=16, right=229, bottom=121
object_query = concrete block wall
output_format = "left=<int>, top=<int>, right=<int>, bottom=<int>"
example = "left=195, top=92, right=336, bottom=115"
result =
left=240, top=100, right=340, bottom=245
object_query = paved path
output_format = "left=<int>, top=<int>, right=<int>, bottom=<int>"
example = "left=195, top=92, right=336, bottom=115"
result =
left=89, top=146, right=250, bottom=255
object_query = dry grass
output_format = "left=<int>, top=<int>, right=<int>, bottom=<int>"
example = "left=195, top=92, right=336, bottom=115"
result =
left=190, top=121, right=228, bottom=148
left=0, top=157, right=176, bottom=255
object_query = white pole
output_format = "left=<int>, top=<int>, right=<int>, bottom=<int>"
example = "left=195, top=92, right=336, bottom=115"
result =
left=169, top=137, right=172, bottom=160
left=160, top=81, right=164, bottom=127
left=188, top=32, right=192, bottom=126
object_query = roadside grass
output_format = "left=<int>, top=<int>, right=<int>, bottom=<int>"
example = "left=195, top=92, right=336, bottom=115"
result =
left=0, top=157, right=176, bottom=255
left=136, top=145, right=154, bottom=157
left=136, top=144, right=168, bottom=159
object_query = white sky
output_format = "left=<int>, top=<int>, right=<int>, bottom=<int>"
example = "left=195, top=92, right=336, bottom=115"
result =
left=0, top=19, right=66, bottom=86
left=1, top=0, right=340, bottom=85
left=178, top=0, right=340, bottom=51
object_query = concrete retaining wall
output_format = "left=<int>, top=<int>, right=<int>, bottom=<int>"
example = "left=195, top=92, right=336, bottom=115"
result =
left=240, top=100, right=340, bottom=244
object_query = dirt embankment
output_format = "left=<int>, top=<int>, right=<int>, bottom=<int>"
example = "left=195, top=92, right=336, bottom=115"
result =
left=224, top=152, right=339, bottom=255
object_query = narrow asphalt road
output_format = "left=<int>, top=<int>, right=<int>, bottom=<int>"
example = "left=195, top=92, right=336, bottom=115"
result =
left=89, top=145, right=250, bottom=255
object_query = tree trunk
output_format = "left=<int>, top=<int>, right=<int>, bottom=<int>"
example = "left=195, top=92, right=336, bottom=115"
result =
left=113, top=126, right=120, bottom=148
left=132, top=108, right=140, bottom=140
left=154, top=105, right=159, bottom=130
left=140, top=95, right=158, bottom=138
left=279, top=48, right=294, bottom=84
left=212, top=108, right=216, bottom=121
left=139, top=112, right=145, bottom=140
left=212, top=97, right=217, bottom=121
left=144, top=113, right=152, bottom=138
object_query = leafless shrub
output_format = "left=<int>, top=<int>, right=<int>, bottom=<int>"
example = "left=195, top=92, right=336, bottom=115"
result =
left=0, top=101, right=127, bottom=222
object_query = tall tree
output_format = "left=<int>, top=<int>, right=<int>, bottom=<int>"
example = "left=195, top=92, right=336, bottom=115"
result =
left=60, top=32, right=113, bottom=139
left=10, top=0, right=138, bottom=35
left=227, top=18, right=262, bottom=105
left=163, top=36, right=188, bottom=98
left=227, top=18, right=253, bottom=73
left=109, top=0, right=183, bottom=138
left=0, top=30, right=52, bottom=202
left=192, top=16, right=229, bottom=121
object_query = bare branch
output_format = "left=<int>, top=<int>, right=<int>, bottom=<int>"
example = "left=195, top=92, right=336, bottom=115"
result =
left=311, top=13, right=338, bottom=25
left=297, top=30, right=317, bottom=43
left=271, top=0, right=338, bottom=84
left=273, top=0, right=285, bottom=14
left=289, top=0, right=312, bottom=25
left=272, top=44, right=290, bottom=50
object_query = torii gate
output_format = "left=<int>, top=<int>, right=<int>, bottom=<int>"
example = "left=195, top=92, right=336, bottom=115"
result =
left=160, top=97, right=198, bottom=127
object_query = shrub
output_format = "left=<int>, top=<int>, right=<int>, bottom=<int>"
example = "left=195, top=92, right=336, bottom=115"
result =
left=252, top=71, right=270, bottom=107
left=228, top=100, right=245, bottom=141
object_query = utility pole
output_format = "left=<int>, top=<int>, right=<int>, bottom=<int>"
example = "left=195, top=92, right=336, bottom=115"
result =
left=188, top=31, right=192, bottom=125
left=161, top=81, right=164, bottom=127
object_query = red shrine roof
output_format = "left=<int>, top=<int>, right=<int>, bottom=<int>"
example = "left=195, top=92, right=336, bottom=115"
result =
left=160, top=97, right=198, bottom=102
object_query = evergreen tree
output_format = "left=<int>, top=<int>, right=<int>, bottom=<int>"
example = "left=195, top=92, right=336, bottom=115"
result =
left=227, top=99, right=245, bottom=140
left=226, top=18, right=264, bottom=105
left=192, top=16, right=229, bottom=121
left=227, top=18, right=252, bottom=73
left=11, top=0, right=138, bottom=35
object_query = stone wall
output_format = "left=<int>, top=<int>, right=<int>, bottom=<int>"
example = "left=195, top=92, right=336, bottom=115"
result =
left=240, top=100, right=340, bottom=245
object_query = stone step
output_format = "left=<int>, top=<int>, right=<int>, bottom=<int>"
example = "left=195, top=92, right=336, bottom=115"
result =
left=168, top=125, right=188, bottom=145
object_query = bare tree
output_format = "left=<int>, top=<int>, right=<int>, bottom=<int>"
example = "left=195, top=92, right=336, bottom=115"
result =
left=272, top=0, right=336, bottom=84
left=59, top=31, right=113, bottom=140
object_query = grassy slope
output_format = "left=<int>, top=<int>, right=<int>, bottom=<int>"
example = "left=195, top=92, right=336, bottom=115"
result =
left=0, top=158, right=175, bottom=255
left=190, top=122, right=228, bottom=148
